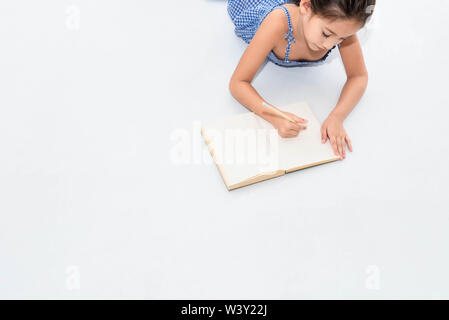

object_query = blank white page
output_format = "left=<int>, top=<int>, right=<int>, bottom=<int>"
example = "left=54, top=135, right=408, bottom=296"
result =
left=276, top=101, right=339, bottom=171
left=202, top=112, right=272, bottom=187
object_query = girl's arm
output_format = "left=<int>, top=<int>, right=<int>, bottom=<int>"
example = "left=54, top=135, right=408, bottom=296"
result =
left=228, top=10, right=285, bottom=118
left=229, top=10, right=307, bottom=138
left=321, top=34, right=369, bottom=160
left=328, top=34, right=369, bottom=122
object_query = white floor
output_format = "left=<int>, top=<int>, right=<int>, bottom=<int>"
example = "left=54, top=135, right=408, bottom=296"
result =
left=0, top=0, right=448, bottom=299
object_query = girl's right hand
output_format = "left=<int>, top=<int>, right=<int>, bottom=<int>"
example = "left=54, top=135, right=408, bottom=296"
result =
left=268, top=111, right=308, bottom=138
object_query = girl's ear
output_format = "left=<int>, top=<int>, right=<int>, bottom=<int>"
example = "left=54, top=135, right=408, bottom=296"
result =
left=299, top=0, right=313, bottom=16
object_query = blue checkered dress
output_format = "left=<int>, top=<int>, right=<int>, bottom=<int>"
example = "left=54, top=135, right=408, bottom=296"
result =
left=227, top=0, right=338, bottom=68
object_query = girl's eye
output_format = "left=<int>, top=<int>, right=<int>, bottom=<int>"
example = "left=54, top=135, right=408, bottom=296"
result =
left=322, top=32, right=331, bottom=38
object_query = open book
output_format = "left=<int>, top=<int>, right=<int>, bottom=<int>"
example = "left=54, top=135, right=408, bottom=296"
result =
left=201, top=101, right=340, bottom=190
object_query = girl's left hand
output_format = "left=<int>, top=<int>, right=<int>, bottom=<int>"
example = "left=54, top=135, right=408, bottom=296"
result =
left=320, top=114, right=353, bottom=160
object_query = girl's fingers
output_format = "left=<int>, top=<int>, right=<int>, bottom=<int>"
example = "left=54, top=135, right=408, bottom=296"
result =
left=289, top=122, right=307, bottom=131
left=334, top=136, right=339, bottom=158
left=336, top=136, right=343, bottom=159
left=289, top=121, right=302, bottom=131
left=340, top=136, right=345, bottom=159
left=293, top=114, right=308, bottom=124
left=321, top=126, right=327, bottom=143
left=340, top=136, right=346, bottom=159
left=345, top=135, right=353, bottom=152
left=330, top=136, right=338, bottom=156
left=341, top=136, right=346, bottom=158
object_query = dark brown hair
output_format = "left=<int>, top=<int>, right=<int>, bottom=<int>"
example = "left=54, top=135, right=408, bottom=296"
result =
left=293, top=0, right=376, bottom=26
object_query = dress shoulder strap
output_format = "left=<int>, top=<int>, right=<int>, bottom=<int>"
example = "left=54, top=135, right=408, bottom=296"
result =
left=276, top=6, right=296, bottom=63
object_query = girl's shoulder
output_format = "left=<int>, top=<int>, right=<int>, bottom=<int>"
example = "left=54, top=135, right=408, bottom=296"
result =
left=261, top=5, right=290, bottom=35
left=262, top=3, right=300, bottom=38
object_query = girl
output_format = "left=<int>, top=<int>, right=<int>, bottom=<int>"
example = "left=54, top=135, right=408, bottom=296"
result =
left=228, top=0, right=375, bottom=160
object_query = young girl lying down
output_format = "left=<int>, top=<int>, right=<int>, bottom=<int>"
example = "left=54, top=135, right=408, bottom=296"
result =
left=228, top=0, right=375, bottom=160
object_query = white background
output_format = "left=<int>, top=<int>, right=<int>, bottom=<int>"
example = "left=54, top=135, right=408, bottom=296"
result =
left=0, top=0, right=448, bottom=299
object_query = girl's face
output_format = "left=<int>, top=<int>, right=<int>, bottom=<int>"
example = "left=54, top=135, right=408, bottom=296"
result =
left=298, top=0, right=363, bottom=51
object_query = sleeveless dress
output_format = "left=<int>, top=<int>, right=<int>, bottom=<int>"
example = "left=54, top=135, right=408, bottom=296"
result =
left=227, top=0, right=339, bottom=68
